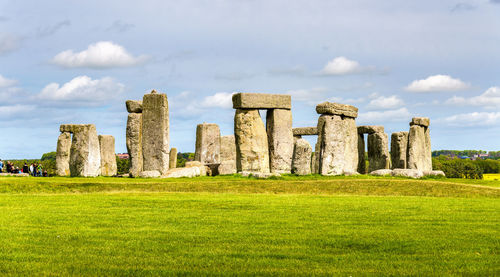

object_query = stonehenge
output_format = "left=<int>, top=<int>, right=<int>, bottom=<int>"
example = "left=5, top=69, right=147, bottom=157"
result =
left=391, top=132, right=408, bottom=169
left=195, top=123, right=221, bottom=165
left=407, top=117, right=432, bottom=171
left=169, top=148, right=178, bottom=169
left=357, top=126, right=391, bottom=173
left=291, top=138, right=312, bottom=175
left=99, top=135, right=117, bottom=176
left=219, top=135, right=237, bottom=175
left=56, top=132, right=72, bottom=176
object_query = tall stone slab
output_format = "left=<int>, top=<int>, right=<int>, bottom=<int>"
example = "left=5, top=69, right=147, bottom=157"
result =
left=195, top=123, right=221, bottom=164
left=266, top=109, right=293, bottom=173
left=407, top=117, right=432, bottom=171
left=292, top=138, right=312, bottom=175
left=367, top=132, right=391, bottom=172
left=69, top=124, right=101, bottom=177
left=99, top=135, right=117, bottom=176
left=126, top=113, right=143, bottom=177
left=142, top=90, right=170, bottom=175
left=169, top=148, right=178, bottom=169
left=56, top=132, right=72, bottom=176
left=219, top=135, right=237, bottom=175
left=391, top=132, right=408, bottom=169
left=357, top=133, right=366, bottom=174
left=234, top=109, right=270, bottom=173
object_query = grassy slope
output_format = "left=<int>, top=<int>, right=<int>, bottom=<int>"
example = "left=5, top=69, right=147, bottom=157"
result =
left=0, top=176, right=498, bottom=275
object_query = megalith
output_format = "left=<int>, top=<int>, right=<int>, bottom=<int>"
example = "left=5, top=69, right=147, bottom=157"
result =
left=357, top=133, right=366, bottom=174
left=367, top=131, right=391, bottom=172
left=69, top=124, right=101, bottom=177
left=407, top=117, right=432, bottom=171
left=266, top=109, right=293, bottom=173
left=315, top=102, right=358, bottom=175
left=195, top=123, right=221, bottom=164
left=56, top=132, right=72, bottom=176
left=142, top=90, right=170, bottom=175
left=234, top=109, right=270, bottom=173
left=126, top=113, right=143, bottom=177
left=391, top=131, right=408, bottom=169
left=292, top=138, right=312, bottom=175
left=169, top=148, right=178, bottom=169
left=219, top=135, right=237, bottom=175
left=98, top=135, right=117, bottom=176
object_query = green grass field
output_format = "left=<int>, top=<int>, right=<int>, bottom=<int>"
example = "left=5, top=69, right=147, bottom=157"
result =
left=0, top=175, right=498, bottom=275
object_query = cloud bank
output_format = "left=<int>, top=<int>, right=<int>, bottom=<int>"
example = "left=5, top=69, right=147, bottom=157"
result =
left=406, top=75, right=470, bottom=92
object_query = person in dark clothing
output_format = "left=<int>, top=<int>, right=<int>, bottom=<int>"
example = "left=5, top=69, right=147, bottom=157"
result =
left=6, top=162, right=12, bottom=173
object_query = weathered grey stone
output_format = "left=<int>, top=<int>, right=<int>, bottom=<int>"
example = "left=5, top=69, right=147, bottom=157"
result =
left=266, top=109, right=293, bottom=174
left=163, top=167, right=200, bottom=178
left=185, top=161, right=207, bottom=176
left=369, top=169, right=393, bottom=176
left=407, top=124, right=432, bottom=171
left=98, top=135, right=117, bottom=176
left=60, top=124, right=76, bottom=133
left=169, top=148, right=177, bottom=169
left=392, top=168, right=424, bottom=179
left=142, top=91, right=169, bottom=175
left=311, top=151, right=318, bottom=174
left=232, top=93, right=291, bottom=109
left=126, top=113, right=143, bottom=177
left=218, top=160, right=237, bottom=175
left=423, top=170, right=445, bottom=177
left=234, top=109, right=270, bottom=173
left=139, top=170, right=161, bottom=178
left=368, top=132, right=391, bottom=172
left=69, top=124, right=101, bottom=177
left=240, top=171, right=281, bottom=178
left=344, top=171, right=361, bottom=176
left=316, top=102, right=358, bottom=118
left=291, top=138, right=312, bottom=175
left=391, top=132, right=408, bottom=169
left=220, top=135, right=236, bottom=162
left=126, top=100, right=143, bottom=113
left=292, top=127, right=318, bottom=136
left=315, top=115, right=358, bottom=175
left=56, top=132, right=72, bottom=176
left=358, top=125, right=384, bottom=134
left=410, top=117, right=430, bottom=127
left=357, top=133, right=366, bottom=174
left=195, top=123, right=221, bottom=164
left=424, top=126, right=432, bottom=171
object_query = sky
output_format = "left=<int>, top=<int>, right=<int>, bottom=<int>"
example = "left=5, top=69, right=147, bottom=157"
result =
left=0, top=0, right=499, bottom=159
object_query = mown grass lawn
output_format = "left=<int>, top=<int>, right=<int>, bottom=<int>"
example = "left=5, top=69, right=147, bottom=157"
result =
left=0, top=175, right=498, bottom=275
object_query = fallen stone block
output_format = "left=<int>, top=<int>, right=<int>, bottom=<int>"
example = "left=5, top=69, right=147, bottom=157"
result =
left=316, top=102, right=358, bottom=118
left=423, top=170, right=446, bottom=177
left=232, top=93, right=291, bottom=109
left=392, top=168, right=424, bottom=179
left=185, top=161, right=207, bottom=176
left=139, top=170, right=161, bottom=178
left=369, top=169, right=393, bottom=176
left=292, top=127, right=318, bottom=136
left=163, top=167, right=201, bottom=178
left=126, top=100, right=143, bottom=113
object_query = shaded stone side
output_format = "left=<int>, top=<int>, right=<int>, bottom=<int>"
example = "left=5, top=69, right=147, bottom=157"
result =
left=169, top=148, right=177, bottom=169
left=357, top=133, right=366, bottom=174
left=292, top=138, right=312, bottom=175
left=220, top=135, right=237, bottom=175
left=234, top=109, right=270, bottom=173
left=69, top=124, right=101, bottom=177
left=391, top=131, right=408, bottom=169
left=142, top=91, right=170, bottom=175
left=99, top=135, right=117, bottom=176
left=266, top=109, right=293, bottom=173
left=424, top=126, right=432, bottom=171
left=232, top=93, right=291, bottom=109
left=126, top=113, right=143, bottom=177
left=367, top=132, right=391, bottom=172
left=56, top=132, right=72, bottom=176
left=195, top=123, right=221, bottom=164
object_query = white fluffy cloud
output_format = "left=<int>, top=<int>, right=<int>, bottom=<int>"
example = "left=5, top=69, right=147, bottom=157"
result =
left=37, top=76, right=124, bottom=106
left=445, top=87, right=500, bottom=108
left=200, top=92, right=234, bottom=109
left=358, top=107, right=411, bottom=124
left=405, top=75, right=470, bottom=92
left=366, top=95, right=404, bottom=110
left=443, top=112, right=500, bottom=126
left=0, top=74, right=17, bottom=88
left=321, top=56, right=363, bottom=75
left=51, top=41, right=149, bottom=68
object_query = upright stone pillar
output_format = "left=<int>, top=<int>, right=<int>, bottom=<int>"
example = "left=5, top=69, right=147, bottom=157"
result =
left=292, top=138, right=312, bottom=175
left=367, top=132, right=391, bottom=172
left=69, top=124, right=101, bottom=177
left=98, top=135, right=117, bottom=176
left=407, top=117, right=432, bottom=171
left=219, top=135, right=237, bottom=175
left=391, top=131, right=408, bottom=169
left=56, top=132, right=72, bottom=176
left=169, top=148, right=178, bottom=169
left=266, top=109, right=293, bottom=173
left=126, top=113, right=143, bottom=177
left=195, top=123, right=221, bottom=164
left=234, top=109, right=270, bottom=173
left=357, top=133, right=366, bottom=174
left=142, top=90, right=170, bottom=175
left=315, top=102, right=358, bottom=175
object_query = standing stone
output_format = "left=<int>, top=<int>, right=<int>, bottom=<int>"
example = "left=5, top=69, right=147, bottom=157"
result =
left=142, top=90, right=170, bottom=175
left=98, top=135, right=117, bottom=176
left=367, top=132, right=391, bottom=172
left=169, top=148, right=178, bottom=169
left=407, top=117, right=432, bottom=171
left=266, top=109, right=293, bottom=173
left=195, top=123, right=221, bottom=164
left=391, top=132, right=408, bottom=169
left=126, top=113, right=143, bottom=177
left=219, top=135, right=237, bottom=175
left=56, top=132, right=72, bottom=176
left=292, top=138, right=312, bottom=175
left=357, top=133, right=366, bottom=174
left=424, top=127, right=432, bottom=171
left=69, top=124, right=101, bottom=177
left=234, top=109, right=270, bottom=173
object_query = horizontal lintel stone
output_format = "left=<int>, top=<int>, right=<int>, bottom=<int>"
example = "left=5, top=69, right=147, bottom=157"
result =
left=410, top=117, right=430, bottom=127
left=292, top=127, right=318, bottom=136
left=357, top=125, right=384, bottom=134
left=126, top=100, right=143, bottom=113
left=316, top=102, right=358, bottom=118
left=232, top=93, right=291, bottom=109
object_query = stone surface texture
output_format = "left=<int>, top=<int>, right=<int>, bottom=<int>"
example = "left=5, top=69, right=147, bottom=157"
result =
left=218, top=160, right=237, bottom=175
left=169, top=148, right=177, bottom=169
left=195, top=123, right=221, bottom=164
left=358, top=125, right=384, bottom=134
left=392, top=168, right=424, bottom=179
left=163, top=167, right=200, bottom=178
left=139, top=170, right=161, bottom=178
left=60, top=124, right=76, bottom=133
left=232, top=93, right=291, bottom=109
left=292, top=127, right=318, bottom=136
left=411, top=117, right=430, bottom=127
left=69, top=124, right=101, bottom=177
left=185, top=161, right=207, bottom=176
left=369, top=169, right=393, bottom=176
left=407, top=124, right=432, bottom=171
left=367, top=132, right=391, bottom=172
left=126, top=113, right=143, bottom=177
left=291, top=138, right=312, bottom=175
left=316, top=102, right=358, bottom=118
left=234, top=109, right=270, bottom=173
left=142, top=91, right=170, bottom=175
left=423, top=170, right=446, bottom=177
left=126, top=100, right=143, bottom=113
left=266, top=109, right=293, bottom=173
left=98, top=135, right=117, bottom=176
left=391, top=132, right=408, bottom=169
left=220, top=135, right=236, bottom=162
left=56, top=132, right=72, bottom=176
left=357, top=133, right=366, bottom=174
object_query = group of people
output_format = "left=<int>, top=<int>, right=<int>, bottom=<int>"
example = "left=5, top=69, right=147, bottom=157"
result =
left=0, top=159, right=47, bottom=177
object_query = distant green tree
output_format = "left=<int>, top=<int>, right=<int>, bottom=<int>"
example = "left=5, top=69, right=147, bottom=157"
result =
left=116, top=156, right=130, bottom=175
left=41, top=151, right=57, bottom=161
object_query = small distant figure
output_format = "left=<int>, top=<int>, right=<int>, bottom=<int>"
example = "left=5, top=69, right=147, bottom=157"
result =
left=0, top=159, right=3, bottom=173
left=22, top=163, right=29, bottom=174
left=30, top=163, right=35, bottom=176
left=37, top=164, right=43, bottom=177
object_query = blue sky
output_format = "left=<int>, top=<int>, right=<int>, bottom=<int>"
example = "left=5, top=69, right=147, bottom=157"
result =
left=0, top=0, right=499, bottom=159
